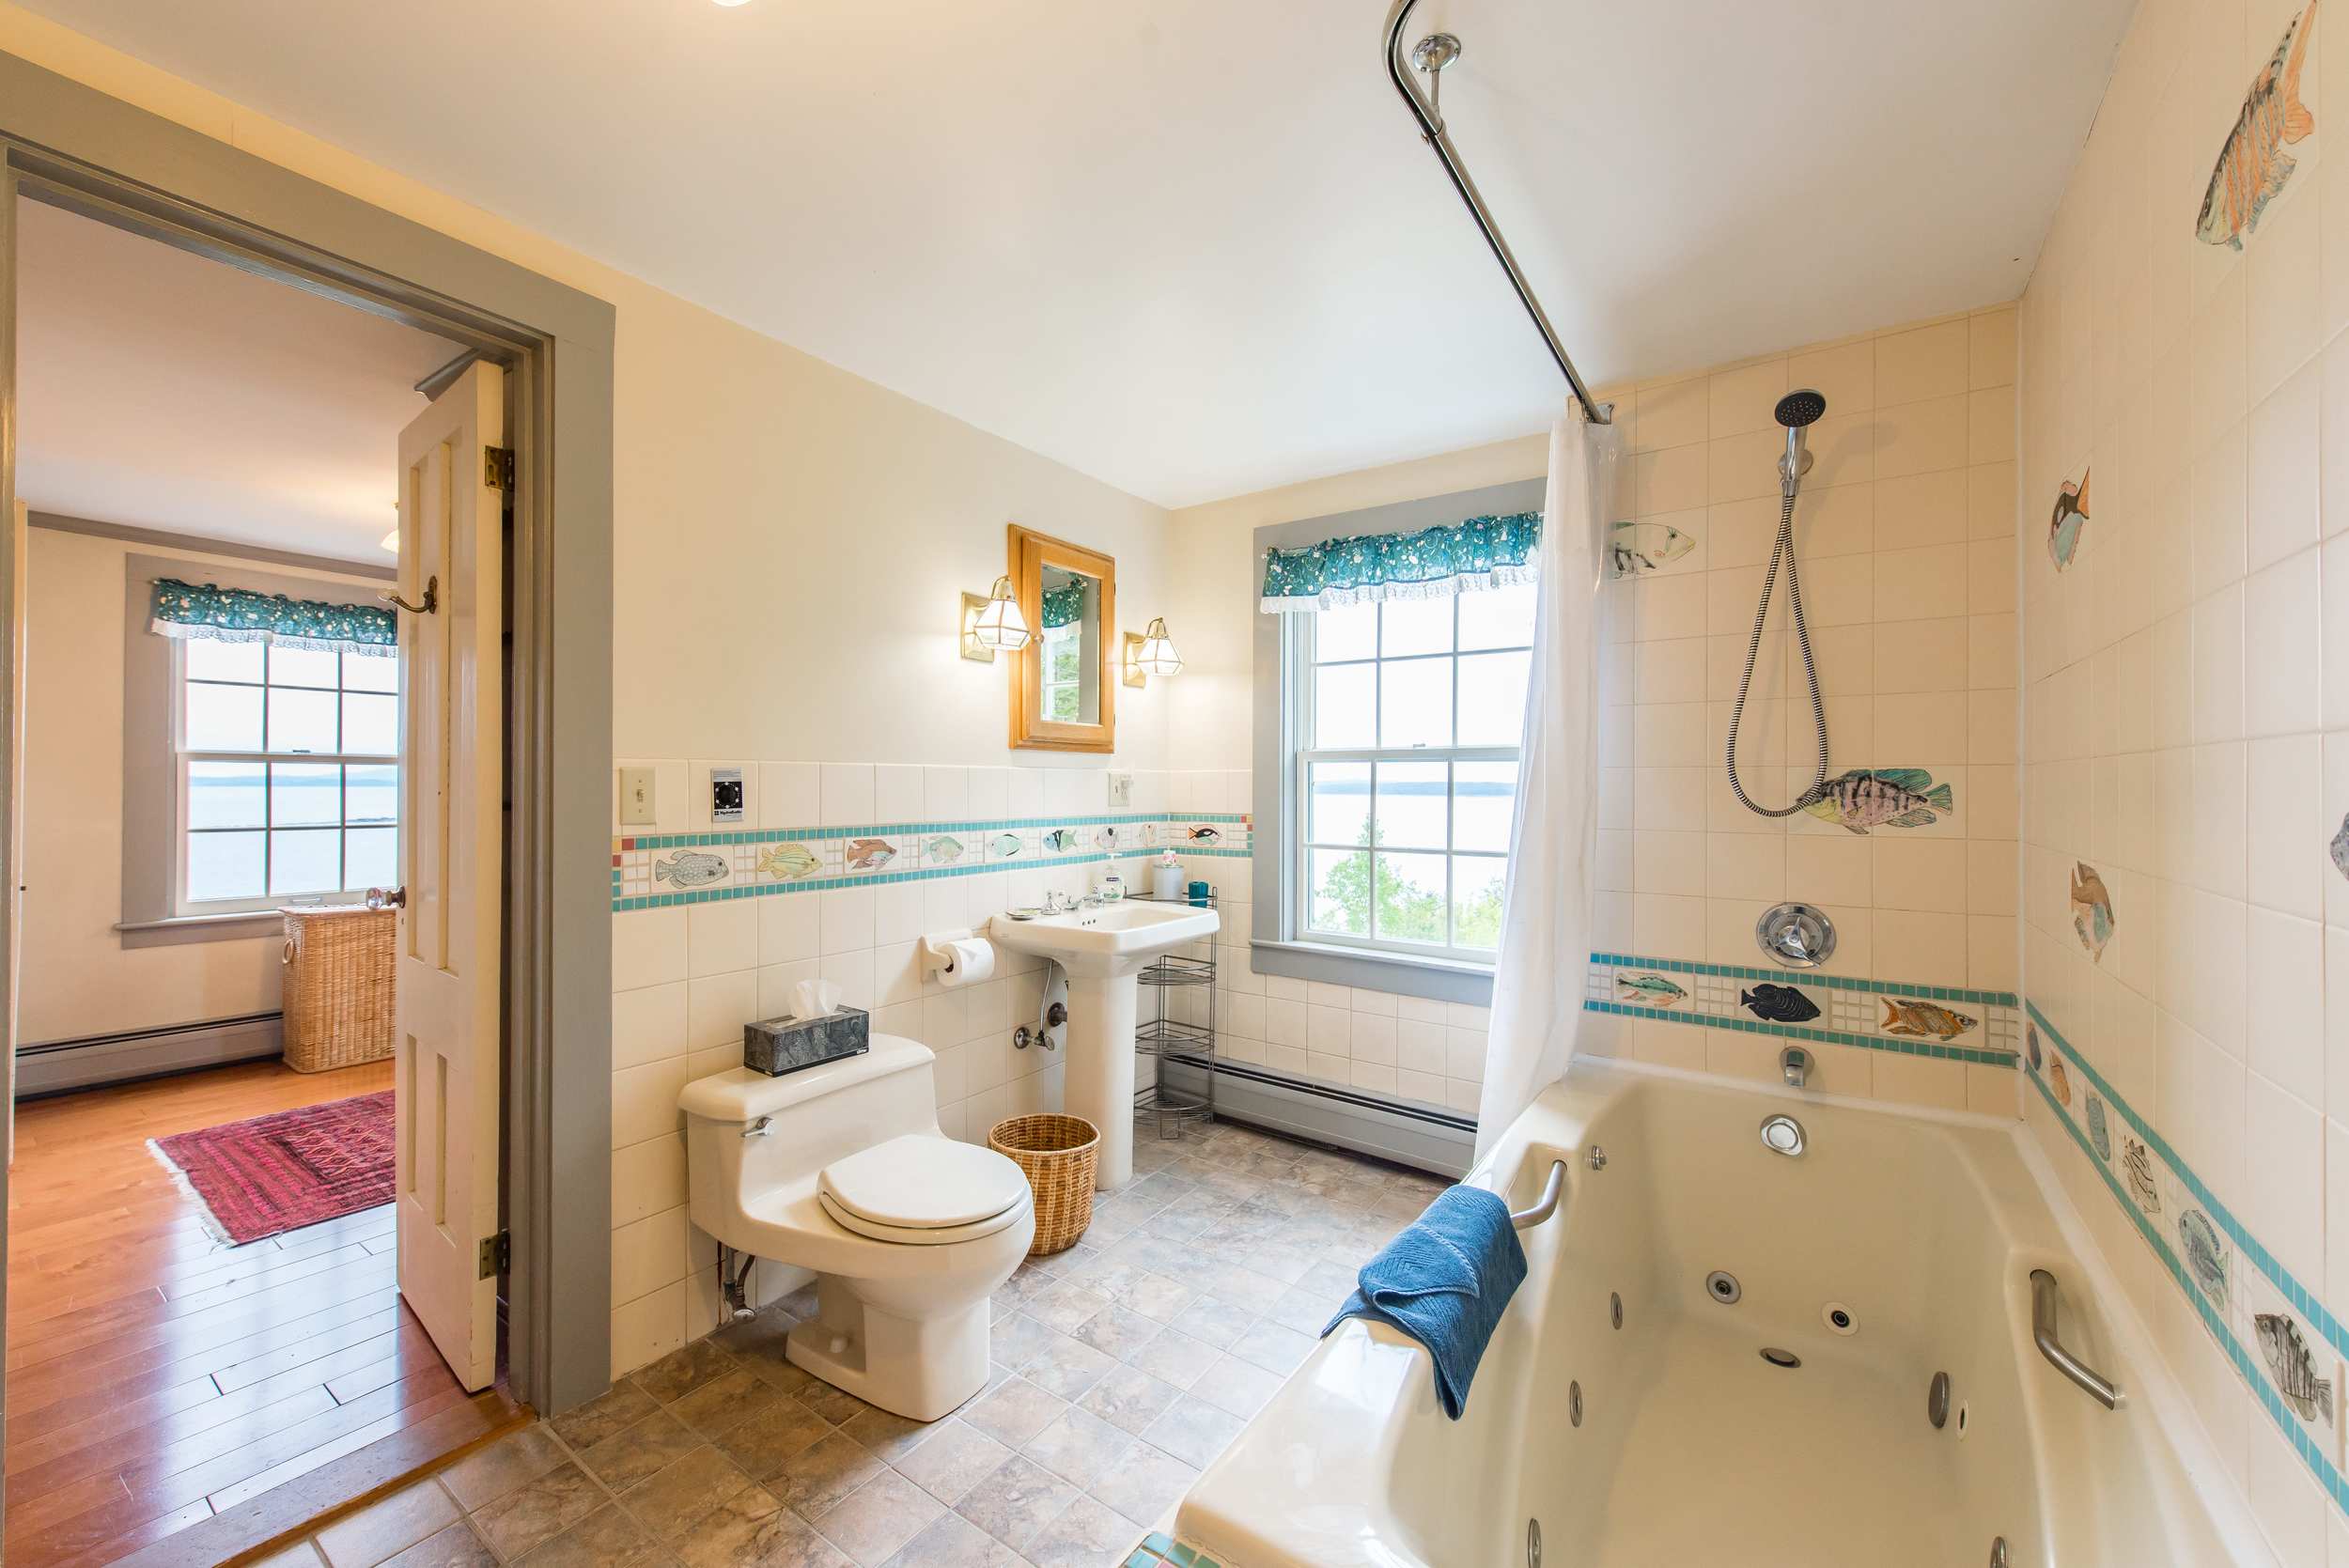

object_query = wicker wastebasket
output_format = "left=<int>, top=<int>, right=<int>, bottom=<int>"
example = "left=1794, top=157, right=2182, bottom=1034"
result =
left=280, top=905, right=397, bottom=1073
left=988, top=1113, right=1099, bottom=1255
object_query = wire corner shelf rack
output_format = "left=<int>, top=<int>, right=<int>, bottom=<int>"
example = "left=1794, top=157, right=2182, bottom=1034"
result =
left=1128, top=889, right=1218, bottom=1137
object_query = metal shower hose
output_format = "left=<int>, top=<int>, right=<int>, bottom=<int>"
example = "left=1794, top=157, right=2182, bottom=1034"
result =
left=1724, top=488, right=1830, bottom=816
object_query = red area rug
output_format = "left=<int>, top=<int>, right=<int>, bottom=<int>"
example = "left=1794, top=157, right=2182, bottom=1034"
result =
left=151, top=1090, right=397, bottom=1246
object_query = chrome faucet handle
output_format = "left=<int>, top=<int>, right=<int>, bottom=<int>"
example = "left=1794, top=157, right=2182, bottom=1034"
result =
left=1077, top=892, right=1106, bottom=909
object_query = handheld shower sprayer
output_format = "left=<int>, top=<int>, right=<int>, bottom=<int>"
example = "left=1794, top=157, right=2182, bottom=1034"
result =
left=1774, top=389, right=1827, bottom=500
left=1726, top=390, right=1833, bottom=818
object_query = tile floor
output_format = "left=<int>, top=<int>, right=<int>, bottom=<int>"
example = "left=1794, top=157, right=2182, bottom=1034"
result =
left=260, top=1117, right=1446, bottom=1567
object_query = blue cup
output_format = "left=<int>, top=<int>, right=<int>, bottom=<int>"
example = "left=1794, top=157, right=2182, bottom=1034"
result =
left=1188, top=880, right=1210, bottom=907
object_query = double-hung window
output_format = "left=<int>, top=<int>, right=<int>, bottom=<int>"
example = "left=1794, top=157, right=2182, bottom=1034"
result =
left=1291, top=582, right=1535, bottom=963
left=175, top=639, right=399, bottom=913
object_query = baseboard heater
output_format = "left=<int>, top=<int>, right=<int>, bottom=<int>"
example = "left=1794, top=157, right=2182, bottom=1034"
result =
left=1159, top=1054, right=1477, bottom=1179
left=16, top=1012, right=284, bottom=1098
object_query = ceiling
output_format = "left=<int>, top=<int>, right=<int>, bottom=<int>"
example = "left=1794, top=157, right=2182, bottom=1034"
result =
left=15, top=198, right=464, bottom=562
left=15, top=0, right=2133, bottom=507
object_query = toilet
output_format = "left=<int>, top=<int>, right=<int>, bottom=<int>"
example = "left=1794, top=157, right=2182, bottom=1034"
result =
left=679, top=1036, right=1035, bottom=1421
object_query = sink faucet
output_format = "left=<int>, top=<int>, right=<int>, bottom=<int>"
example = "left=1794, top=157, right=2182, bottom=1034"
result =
left=1041, top=890, right=1075, bottom=914
left=1076, top=892, right=1107, bottom=910
left=1781, top=1047, right=1810, bottom=1089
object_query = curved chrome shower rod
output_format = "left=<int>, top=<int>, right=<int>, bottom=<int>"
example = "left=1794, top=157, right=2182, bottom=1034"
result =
left=1381, top=0, right=1611, bottom=425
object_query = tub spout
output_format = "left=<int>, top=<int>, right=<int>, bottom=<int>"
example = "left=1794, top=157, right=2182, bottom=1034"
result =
left=1781, top=1047, right=1810, bottom=1089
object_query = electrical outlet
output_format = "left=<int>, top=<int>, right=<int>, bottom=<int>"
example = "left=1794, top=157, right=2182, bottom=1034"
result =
left=711, top=767, right=745, bottom=825
left=619, top=766, right=656, bottom=827
left=1108, top=771, right=1134, bottom=808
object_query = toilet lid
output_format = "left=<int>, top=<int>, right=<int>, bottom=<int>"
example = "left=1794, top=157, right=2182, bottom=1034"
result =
left=819, top=1134, right=1030, bottom=1232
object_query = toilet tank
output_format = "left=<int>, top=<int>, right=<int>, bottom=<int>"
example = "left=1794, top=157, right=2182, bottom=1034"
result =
left=678, top=1035, right=941, bottom=1230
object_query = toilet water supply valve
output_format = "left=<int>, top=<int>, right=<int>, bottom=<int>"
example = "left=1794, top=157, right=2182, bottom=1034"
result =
left=1015, top=964, right=1072, bottom=1051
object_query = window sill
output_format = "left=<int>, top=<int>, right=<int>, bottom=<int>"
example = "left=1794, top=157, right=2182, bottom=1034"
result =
left=115, top=911, right=287, bottom=948
left=1249, top=939, right=1495, bottom=1007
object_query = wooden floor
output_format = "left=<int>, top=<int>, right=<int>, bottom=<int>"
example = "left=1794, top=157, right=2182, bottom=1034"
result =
left=4, top=1060, right=473, bottom=1567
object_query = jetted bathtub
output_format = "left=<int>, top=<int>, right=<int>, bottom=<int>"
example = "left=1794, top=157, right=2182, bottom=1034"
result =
left=1175, top=1060, right=2270, bottom=1567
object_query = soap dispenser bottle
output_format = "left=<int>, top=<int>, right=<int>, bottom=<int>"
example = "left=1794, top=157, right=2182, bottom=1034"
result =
left=1097, top=860, right=1126, bottom=901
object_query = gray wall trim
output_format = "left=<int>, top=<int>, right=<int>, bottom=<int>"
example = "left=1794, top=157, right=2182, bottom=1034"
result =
left=33, top=510, right=398, bottom=580
left=1248, top=476, right=1548, bottom=1005
left=1248, top=939, right=1495, bottom=1007
left=0, top=46, right=618, bottom=1435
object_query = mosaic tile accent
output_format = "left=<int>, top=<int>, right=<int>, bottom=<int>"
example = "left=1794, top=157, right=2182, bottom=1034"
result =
left=1581, top=952, right=2021, bottom=1067
left=2028, top=1001, right=2349, bottom=1515
left=610, top=812, right=1252, bottom=911
left=1128, top=1529, right=1222, bottom=1567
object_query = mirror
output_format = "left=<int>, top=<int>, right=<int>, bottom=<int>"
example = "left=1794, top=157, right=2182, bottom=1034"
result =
left=1007, top=525, right=1115, bottom=753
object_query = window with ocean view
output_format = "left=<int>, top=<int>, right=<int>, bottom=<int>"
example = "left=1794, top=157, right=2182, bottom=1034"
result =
left=1290, top=582, right=1532, bottom=964
left=176, top=639, right=398, bottom=911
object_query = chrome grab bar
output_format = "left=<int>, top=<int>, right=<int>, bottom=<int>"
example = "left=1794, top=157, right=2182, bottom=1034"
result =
left=2030, top=1268, right=2123, bottom=1410
left=1506, top=1159, right=1567, bottom=1231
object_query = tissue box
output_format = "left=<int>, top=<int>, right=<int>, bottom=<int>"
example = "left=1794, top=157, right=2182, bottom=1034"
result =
left=742, top=1006, right=870, bottom=1077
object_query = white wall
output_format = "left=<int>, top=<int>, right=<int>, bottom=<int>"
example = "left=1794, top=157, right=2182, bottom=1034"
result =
left=17, top=525, right=385, bottom=1042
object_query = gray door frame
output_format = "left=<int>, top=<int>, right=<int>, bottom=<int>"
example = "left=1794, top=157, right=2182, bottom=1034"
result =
left=0, top=44, right=618, bottom=1485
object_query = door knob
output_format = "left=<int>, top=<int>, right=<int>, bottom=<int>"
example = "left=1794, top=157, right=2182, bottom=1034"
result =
left=366, top=886, right=408, bottom=910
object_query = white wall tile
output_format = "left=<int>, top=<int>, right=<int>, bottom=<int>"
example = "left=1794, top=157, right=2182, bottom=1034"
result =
left=686, top=900, right=759, bottom=978
left=820, top=764, right=874, bottom=826
left=875, top=764, right=924, bottom=821
left=759, top=762, right=820, bottom=827
left=613, top=907, right=688, bottom=992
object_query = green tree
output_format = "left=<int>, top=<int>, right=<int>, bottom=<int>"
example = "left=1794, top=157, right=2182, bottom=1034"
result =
left=1315, top=822, right=1508, bottom=951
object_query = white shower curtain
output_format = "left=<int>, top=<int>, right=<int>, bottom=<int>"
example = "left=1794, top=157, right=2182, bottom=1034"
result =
left=1475, top=405, right=1621, bottom=1157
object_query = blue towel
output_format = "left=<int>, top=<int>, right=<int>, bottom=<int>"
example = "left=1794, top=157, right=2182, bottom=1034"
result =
left=1323, top=1183, right=1527, bottom=1420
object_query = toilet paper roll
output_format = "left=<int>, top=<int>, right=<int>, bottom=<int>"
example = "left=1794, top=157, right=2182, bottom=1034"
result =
left=925, top=936, right=995, bottom=987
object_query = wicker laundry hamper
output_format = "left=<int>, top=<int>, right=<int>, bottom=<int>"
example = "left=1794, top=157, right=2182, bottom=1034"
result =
left=280, top=905, right=397, bottom=1073
left=988, top=1112, right=1099, bottom=1255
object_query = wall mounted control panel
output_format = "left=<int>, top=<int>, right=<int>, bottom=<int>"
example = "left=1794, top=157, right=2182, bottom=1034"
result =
left=710, top=767, right=745, bottom=824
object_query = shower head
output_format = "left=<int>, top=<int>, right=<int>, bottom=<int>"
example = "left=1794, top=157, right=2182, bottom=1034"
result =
left=1775, top=389, right=1828, bottom=428
left=1775, top=389, right=1825, bottom=499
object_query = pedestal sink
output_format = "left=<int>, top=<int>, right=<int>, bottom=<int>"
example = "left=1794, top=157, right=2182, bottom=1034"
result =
left=988, top=899, right=1220, bottom=1190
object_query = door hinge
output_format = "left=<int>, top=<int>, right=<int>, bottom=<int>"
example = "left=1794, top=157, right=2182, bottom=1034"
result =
left=483, top=445, right=515, bottom=491
left=478, top=1230, right=511, bottom=1279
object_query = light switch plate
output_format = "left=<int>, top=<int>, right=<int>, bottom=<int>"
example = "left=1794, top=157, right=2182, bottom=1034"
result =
left=711, top=767, right=745, bottom=824
left=1108, top=771, right=1134, bottom=808
left=619, top=766, right=657, bottom=827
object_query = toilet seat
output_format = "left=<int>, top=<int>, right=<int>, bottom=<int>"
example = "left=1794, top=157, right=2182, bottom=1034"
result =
left=817, top=1134, right=1031, bottom=1247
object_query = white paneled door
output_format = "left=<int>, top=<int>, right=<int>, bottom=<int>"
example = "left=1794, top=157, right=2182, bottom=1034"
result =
left=388, top=363, right=504, bottom=1391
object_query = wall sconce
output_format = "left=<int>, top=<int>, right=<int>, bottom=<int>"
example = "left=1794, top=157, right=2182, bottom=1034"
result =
left=960, top=575, right=1032, bottom=662
left=1122, top=616, right=1183, bottom=688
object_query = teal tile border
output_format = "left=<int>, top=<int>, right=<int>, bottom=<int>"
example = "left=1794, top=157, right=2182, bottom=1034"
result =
left=1132, top=1532, right=1220, bottom=1568
left=1591, top=951, right=2017, bottom=1010
left=1581, top=996, right=2018, bottom=1066
left=2027, top=999, right=2349, bottom=1518
left=620, top=809, right=1248, bottom=851
left=611, top=810, right=1250, bottom=912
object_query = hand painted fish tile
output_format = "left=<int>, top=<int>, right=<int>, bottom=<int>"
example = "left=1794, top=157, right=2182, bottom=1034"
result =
left=843, top=838, right=895, bottom=871
left=1739, top=983, right=1819, bottom=1024
left=2178, top=1208, right=2230, bottom=1312
left=1607, top=520, right=1695, bottom=578
left=1878, top=997, right=1977, bottom=1042
left=653, top=850, right=728, bottom=888
left=2197, top=2, right=2318, bottom=252
left=1614, top=973, right=1688, bottom=1008
left=990, top=832, right=1024, bottom=860
left=2331, top=812, right=2349, bottom=881
left=2070, top=862, right=2114, bottom=961
left=926, top=836, right=965, bottom=864
left=1801, top=768, right=1953, bottom=834
left=2254, top=1310, right=2336, bottom=1428
left=2024, top=1020, right=2043, bottom=1073
left=1095, top=827, right=1125, bottom=850
left=756, top=843, right=822, bottom=880
left=2046, top=468, right=2091, bottom=570
left=1188, top=826, right=1221, bottom=844
left=1043, top=829, right=1079, bottom=853
left=2049, top=1058, right=2071, bottom=1106
left=2122, top=1137, right=2160, bottom=1216
left=2086, top=1095, right=2110, bottom=1163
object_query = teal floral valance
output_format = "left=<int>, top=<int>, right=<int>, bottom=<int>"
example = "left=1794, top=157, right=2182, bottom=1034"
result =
left=148, top=578, right=397, bottom=659
left=1041, top=582, right=1087, bottom=629
left=1259, top=511, right=1542, bottom=613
